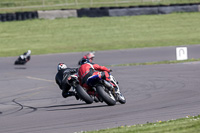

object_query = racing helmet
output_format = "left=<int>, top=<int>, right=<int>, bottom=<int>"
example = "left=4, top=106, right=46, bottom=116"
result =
left=86, top=52, right=95, bottom=63
left=57, top=63, right=67, bottom=71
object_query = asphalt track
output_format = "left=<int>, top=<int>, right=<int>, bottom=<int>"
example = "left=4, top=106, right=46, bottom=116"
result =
left=0, top=45, right=200, bottom=133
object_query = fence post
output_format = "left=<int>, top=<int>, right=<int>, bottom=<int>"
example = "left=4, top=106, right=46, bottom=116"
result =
left=65, top=0, right=68, bottom=6
left=42, top=0, right=45, bottom=7
left=90, top=0, right=93, bottom=6
left=75, top=0, right=78, bottom=7
left=115, top=0, right=118, bottom=6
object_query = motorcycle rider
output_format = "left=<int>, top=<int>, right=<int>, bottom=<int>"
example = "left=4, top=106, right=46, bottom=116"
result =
left=78, top=51, right=95, bottom=65
left=78, top=59, right=115, bottom=94
left=15, top=50, right=31, bottom=65
left=55, top=63, right=78, bottom=98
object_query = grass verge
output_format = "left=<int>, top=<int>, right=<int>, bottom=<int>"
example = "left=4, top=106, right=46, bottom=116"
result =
left=0, top=12, right=200, bottom=57
left=108, top=58, right=200, bottom=67
left=84, top=115, right=200, bottom=133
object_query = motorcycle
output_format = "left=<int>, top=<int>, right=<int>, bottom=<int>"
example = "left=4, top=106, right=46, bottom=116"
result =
left=66, top=72, right=126, bottom=106
left=86, top=72, right=126, bottom=106
left=14, top=50, right=31, bottom=65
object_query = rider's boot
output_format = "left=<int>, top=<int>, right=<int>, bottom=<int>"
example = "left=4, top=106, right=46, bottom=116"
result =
left=74, top=93, right=80, bottom=100
left=62, top=90, right=75, bottom=98
left=62, top=90, right=68, bottom=98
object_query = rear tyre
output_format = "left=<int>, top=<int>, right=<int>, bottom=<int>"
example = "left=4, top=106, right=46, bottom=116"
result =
left=75, top=85, right=93, bottom=104
left=96, top=85, right=116, bottom=106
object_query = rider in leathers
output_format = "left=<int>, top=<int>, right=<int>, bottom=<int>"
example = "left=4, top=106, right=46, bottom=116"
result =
left=55, top=63, right=78, bottom=98
left=78, top=59, right=113, bottom=92
left=78, top=52, right=95, bottom=65
left=15, top=50, right=31, bottom=65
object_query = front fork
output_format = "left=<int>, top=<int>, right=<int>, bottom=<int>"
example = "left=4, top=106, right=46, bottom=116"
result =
left=101, top=80, right=118, bottom=99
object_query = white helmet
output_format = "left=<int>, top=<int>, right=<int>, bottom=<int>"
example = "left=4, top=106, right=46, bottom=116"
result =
left=57, top=63, right=67, bottom=71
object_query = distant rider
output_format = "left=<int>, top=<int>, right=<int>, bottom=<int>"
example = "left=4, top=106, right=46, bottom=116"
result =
left=55, top=63, right=78, bottom=98
left=78, top=51, right=95, bottom=65
left=15, top=50, right=31, bottom=65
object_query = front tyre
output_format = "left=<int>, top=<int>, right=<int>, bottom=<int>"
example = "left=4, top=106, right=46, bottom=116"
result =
left=75, top=85, right=93, bottom=104
left=96, top=85, right=116, bottom=106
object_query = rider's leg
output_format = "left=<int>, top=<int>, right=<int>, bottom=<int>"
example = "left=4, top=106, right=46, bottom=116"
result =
left=101, top=71, right=115, bottom=87
left=61, top=84, right=73, bottom=98
left=101, top=71, right=122, bottom=94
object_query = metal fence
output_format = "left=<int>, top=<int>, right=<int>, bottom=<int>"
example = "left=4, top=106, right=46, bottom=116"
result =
left=0, top=0, right=199, bottom=10
left=0, top=0, right=169, bottom=10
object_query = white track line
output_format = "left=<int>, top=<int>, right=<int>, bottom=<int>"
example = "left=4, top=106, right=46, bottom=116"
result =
left=26, top=76, right=55, bottom=83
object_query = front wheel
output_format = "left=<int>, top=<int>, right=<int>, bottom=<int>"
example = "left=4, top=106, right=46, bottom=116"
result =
left=96, top=85, right=116, bottom=106
left=75, top=84, right=93, bottom=104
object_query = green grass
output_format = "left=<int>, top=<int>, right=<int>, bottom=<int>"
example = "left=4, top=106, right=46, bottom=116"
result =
left=84, top=115, right=200, bottom=133
left=107, top=58, right=200, bottom=67
left=0, top=0, right=200, bottom=13
left=0, top=12, right=200, bottom=57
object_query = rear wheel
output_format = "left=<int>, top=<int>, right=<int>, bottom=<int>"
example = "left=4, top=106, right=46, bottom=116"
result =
left=75, top=85, right=93, bottom=104
left=96, top=85, right=116, bottom=106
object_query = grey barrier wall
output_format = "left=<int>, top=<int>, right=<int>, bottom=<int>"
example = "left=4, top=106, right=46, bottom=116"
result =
left=38, top=10, right=77, bottom=19
left=109, top=4, right=199, bottom=17
left=109, top=7, right=159, bottom=17
left=158, top=4, right=199, bottom=14
left=77, top=3, right=200, bottom=17
left=0, top=3, right=200, bottom=22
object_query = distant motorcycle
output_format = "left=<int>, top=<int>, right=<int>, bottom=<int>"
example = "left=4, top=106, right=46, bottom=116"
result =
left=86, top=72, right=126, bottom=106
left=14, top=50, right=31, bottom=65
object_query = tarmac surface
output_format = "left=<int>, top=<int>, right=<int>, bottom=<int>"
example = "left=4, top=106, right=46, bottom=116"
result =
left=0, top=45, right=200, bottom=133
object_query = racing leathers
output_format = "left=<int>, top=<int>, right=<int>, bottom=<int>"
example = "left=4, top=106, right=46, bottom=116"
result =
left=55, top=68, right=78, bottom=98
left=78, top=63, right=112, bottom=91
